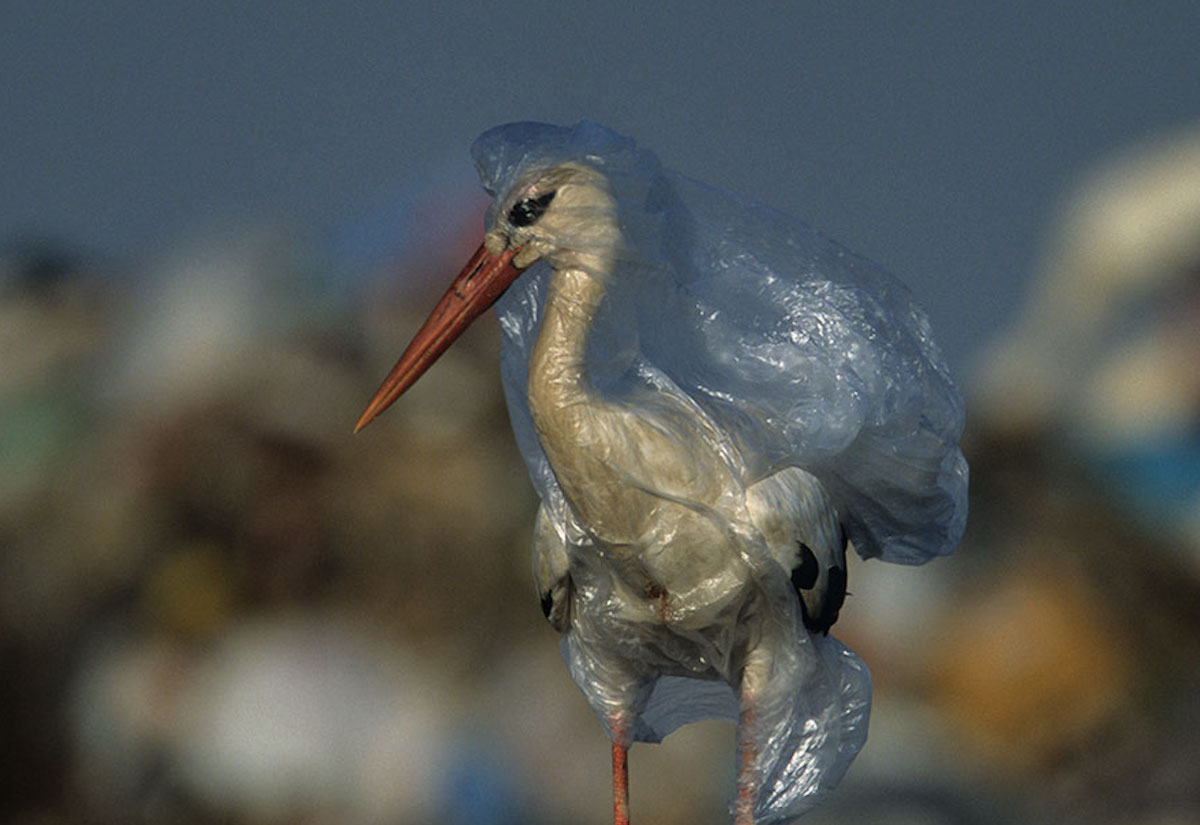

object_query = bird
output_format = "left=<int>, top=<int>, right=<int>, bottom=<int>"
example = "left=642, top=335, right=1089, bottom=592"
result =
left=355, top=121, right=967, bottom=825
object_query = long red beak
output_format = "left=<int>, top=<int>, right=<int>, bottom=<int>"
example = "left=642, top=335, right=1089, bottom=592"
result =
left=354, top=243, right=526, bottom=433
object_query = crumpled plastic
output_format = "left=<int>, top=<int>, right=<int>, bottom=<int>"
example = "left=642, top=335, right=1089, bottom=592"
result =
left=471, top=120, right=968, bottom=822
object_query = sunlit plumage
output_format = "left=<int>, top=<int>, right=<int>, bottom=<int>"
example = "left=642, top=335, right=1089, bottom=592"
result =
left=357, top=121, right=967, bottom=824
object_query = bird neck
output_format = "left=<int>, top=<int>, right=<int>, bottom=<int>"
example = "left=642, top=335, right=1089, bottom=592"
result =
left=528, top=255, right=612, bottom=401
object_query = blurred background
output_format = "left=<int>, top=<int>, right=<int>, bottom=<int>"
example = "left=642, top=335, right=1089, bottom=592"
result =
left=2, top=2, right=1199, bottom=824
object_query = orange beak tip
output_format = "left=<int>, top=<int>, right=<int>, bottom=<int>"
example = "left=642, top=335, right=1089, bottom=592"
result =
left=353, top=403, right=381, bottom=434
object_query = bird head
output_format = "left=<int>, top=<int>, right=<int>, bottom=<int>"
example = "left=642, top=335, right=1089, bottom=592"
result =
left=354, top=160, right=621, bottom=433
left=355, top=120, right=662, bottom=432
left=485, top=161, right=622, bottom=271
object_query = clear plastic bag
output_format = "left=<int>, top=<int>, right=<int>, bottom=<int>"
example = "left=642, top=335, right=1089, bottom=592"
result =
left=473, top=120, right=967, bottom=821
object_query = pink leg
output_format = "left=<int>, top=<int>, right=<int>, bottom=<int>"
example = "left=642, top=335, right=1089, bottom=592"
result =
left=613, top=737, right=630, bottom=825
left=734, top=701, right=757, bottom=825
left=738, top=644, right=773, bottom=825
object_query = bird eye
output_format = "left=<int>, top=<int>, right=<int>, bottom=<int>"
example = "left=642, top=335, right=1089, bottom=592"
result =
left=507, top=190, right=556, bottom=227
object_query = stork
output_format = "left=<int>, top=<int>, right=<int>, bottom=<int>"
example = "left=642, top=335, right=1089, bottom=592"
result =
left=356, top=121, right=967, bottom=824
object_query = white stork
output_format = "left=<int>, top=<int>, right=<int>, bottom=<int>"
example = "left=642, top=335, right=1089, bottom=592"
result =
left=356, top=121, right=967, bottom=824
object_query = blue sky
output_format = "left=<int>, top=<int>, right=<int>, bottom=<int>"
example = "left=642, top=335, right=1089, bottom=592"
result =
left=3, top=2, right=1198, bottom=374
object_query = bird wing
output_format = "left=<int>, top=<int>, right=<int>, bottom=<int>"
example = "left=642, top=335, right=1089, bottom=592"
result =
left=745, top=466, right=848, bottom=634
left=532, top=503, right=572, bottom=633
left=639, top=170, right=968, bottom=565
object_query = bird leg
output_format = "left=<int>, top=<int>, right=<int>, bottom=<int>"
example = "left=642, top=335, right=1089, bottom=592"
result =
left=736, top=645, right=771, bottom=825
left=613, top=739, right=631, bottom=825
left=611, top=719, right=631, bottom=825
left=734, top=701, right=757, bottom=825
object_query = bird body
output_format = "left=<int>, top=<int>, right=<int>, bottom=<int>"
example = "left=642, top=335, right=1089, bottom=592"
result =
left=357, top=121, right=967, bottom=824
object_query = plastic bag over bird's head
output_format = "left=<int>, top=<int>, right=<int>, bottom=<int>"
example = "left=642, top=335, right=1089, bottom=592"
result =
left=475, top=120, right=967, bottom=566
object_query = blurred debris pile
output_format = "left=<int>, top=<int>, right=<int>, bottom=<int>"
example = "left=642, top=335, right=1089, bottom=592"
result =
left=962, top=125, right=1200, bottom=821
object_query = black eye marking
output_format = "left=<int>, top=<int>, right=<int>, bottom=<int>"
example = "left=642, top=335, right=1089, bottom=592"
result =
left=507, top=190, right=556, bottom=227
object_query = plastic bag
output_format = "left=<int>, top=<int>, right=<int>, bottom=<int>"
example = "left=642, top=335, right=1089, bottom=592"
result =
left=473, top=120, right=967, bottom=821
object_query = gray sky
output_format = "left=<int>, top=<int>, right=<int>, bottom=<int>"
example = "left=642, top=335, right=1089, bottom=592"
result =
left=3, top=2, right=1198, bottom=375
